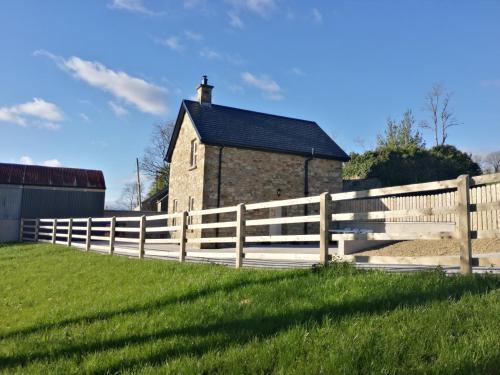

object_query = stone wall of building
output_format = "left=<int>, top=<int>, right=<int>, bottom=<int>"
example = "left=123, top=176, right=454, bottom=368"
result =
left=167, top=114, right=205, bottom=240
left=202, top=145, right=343, bottom=237
left=168, top=116, right=344, bottom=244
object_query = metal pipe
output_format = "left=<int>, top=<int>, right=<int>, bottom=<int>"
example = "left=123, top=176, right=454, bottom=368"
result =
left=215, top=146, right=224, bottom=239
left=303, top=148, right=314, bottom=234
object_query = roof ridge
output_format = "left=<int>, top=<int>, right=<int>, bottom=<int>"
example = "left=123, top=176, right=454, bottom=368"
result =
left=183, top=99, right=317, bottom=124
left=0, top=162, right=102, bottom=174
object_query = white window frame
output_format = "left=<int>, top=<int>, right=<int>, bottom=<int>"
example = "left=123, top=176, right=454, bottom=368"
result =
left=190, top=139, right=198, bottom=168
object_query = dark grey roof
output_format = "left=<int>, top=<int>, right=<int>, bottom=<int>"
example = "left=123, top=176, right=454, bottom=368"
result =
left=165, top=100, right=349, bottom=162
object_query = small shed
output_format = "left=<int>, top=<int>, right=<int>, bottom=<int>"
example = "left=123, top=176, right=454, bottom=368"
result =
left=0, top=163, right=106, bottom=242
left=141, top=187, right=168, bottom=212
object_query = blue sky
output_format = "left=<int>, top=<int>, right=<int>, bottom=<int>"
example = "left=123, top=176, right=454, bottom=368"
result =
left=1, top=0, right=499, bottom=205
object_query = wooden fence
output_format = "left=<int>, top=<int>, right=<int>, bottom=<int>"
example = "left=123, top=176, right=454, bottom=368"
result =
left=20, top=173, right=500, bottom=274
left=338, top=183, right=500, bottom=230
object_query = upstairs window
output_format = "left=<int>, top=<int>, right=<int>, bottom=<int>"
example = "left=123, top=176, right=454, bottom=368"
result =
left=190, top=139, right=198, bottom=168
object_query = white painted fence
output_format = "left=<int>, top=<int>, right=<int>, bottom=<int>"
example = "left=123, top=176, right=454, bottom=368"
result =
left=20, top=173, right=500, bottom=274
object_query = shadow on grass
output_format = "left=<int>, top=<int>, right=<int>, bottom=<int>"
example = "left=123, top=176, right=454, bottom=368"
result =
left=0, top=269, right=498, bottom=372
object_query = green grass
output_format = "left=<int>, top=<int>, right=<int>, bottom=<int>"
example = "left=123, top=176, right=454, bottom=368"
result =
left=0, top=243, right=499, bottom=374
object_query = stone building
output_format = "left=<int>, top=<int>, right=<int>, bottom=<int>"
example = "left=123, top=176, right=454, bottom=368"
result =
left=165, top=77, right=349, bottom=239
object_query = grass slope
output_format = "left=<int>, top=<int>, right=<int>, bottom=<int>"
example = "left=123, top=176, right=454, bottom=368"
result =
left=0, top=243, right=499, bottom=374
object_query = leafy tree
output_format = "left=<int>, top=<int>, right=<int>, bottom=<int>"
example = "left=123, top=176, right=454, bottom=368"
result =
left=429, top=145, right=482, bottom=178
left=342, top=151, right=377, bottom=180
left=343, top=142, right=481, bottom=186
left=377, top=110, right=424, bottom=150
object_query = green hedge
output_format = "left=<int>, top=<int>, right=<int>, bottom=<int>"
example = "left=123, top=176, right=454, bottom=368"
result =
left=343, top=145, right=481, bottom=186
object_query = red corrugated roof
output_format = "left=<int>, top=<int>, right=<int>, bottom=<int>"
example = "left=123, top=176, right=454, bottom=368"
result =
left=0, top=163, right=106, bottom=189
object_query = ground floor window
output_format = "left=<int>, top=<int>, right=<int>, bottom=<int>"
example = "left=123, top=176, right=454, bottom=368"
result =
left=172, top=199, right=178, bottom=226
left=187, top=196, right=195, bottom=225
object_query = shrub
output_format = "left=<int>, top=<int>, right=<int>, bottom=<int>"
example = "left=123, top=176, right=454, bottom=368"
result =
left=343, top=145, right=481, bottom=186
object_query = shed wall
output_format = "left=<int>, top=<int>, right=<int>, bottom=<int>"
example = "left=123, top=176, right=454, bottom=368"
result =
left=21, top=187, right=105, bottom=218
left=0, top=185, right=105, bottom=243
left=0, top=185, right=23, bottom=242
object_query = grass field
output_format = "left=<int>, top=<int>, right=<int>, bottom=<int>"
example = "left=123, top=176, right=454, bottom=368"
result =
left=1, top=243, right=499, bottom=374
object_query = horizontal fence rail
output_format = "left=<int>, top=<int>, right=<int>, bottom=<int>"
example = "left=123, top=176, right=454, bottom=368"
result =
left=19, top=173, right=500, bottom=273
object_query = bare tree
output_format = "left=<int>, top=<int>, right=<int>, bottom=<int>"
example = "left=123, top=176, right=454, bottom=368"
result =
left=420, top=82, right=459, bottom=146
left=353, top=136, right=367, bottom=151
left=472, top=154, right=484, bottom=171
left=484, top=151, right=500, bottom=173
left=140, top=122, right=175, bottom=195
left=118, top=182, right=139, bottom=210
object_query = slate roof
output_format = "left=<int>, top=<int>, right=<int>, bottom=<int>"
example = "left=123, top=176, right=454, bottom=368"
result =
left=165, top=100, right=349, bottom=162
left=142, top=187, right=168, bottom=206
left=0, top=163, right=106, bottom=189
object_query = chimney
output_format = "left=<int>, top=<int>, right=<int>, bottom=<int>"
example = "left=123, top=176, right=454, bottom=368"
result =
left=196, top=75, right=213, bottom=105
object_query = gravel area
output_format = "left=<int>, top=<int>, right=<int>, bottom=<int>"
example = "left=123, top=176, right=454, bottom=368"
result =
left=358, top=239, right=500, bottom=257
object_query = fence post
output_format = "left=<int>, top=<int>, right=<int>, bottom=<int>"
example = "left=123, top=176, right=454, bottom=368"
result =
left=179, top=211, right=188, bottom=262
left=138, top=215, right=146, bottom=259
left=319, top=192, right=331, bottom=266
left=85, top=217, right=91, bottom=251
left=235, top=203, right=246, bottom=269
left=67, top=218, right=73, bottom=247
left=19, top=219, right=24, bottom=242
left=52, top=219, right=57, bottom=244
left=34, top=219, right=39, bottom=242
left=457, top=175, right=472, bottom=274
left=109, top=216, right=116, bottom=255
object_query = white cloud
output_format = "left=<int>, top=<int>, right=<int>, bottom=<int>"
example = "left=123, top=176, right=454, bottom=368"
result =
left=228, top=12, right=244, bottom=28
left=184, top=30, right=203, bottom=41
left=227, top=0, right=276, bottom=17
left=79, top=113, right=90, bottom=122
left=35, top=50, right=168, bottom=115
left=225, top=0, right=277, bottom=28
left=36, top=122, right=61, bottom=131
left=108, top=0, right=162, bottom=16
left=158, top=36, right=184, bottom=51
left=198, top=47, right=244, bottom=65
left=0, top=107, right=25, bottom=126
left=241, top=72, right=283, bottom=100
left=311, top=8, right=323, bottom=24
left=291, top=67, right=304, bottom=76
left=481, top=79, right=500, bottom=88
left=199, top=47, right=245, bottom=65
left=0, top=98, right=64, bottom=128
left=19, top=156, right=62, bottom=167
left=109, top=101, right=129, bottom=117
left=182, top=0, right=212, bottom=15
left=43, top=159, right=62, bottom=167
left=228, top=84, right=244, bottom=94
left=183, top=0, right=203, bottom=9
left=19, top=156, right=34, bottom=165
left=199, top=47, right=222, bottom=60
left=16, top=98, right=63, bottom=121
